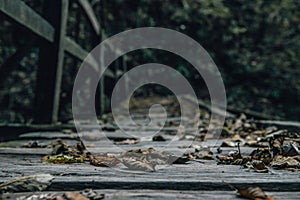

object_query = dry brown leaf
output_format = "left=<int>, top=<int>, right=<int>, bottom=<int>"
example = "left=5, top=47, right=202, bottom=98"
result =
left=17, top=189, right=105, bottom=200
left=22, top=141, right=45, bottom=148
left=80, top=188, right=105, bottom=200
left=271, top=155, right=300, bottom=170
left=152, top=135, right=166, bottom=141
left=90, top=154, right=120, bottom=167
left=64, top=192, right=89, bottom=200
left=245, top=140, right=268, bottom=148
left=0, top=174, right=53, bottom=193
left=245, top=160, right=269, bottom=173
left=187, top=148, right=214, bottom=160
left=237, top=186, right=274, bottom=200
left=216, top=155, right=235, bottom=165
left=250, top=148, right=272, bottom=165
left=232, top=157, right=251, bottom=165
left=282, top=142, right=300, bottom=156
left=114, top=138, right=140, bottom=145
left=221, top=140, right=237, bottom=147
left=121, top=157, right=156, bottom=172
left=50, top=140, right=69, bottom=155
left=232, top=134, right=244, bottom=142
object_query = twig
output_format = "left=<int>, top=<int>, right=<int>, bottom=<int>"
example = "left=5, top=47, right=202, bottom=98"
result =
left=237, top=142, right=241, bottom=157
left=223, top=181, right=237, bottom=191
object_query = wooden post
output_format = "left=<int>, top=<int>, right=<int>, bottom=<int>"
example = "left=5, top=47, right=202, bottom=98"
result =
left=34, top=0, right=69, bottom=124
left=123, top=56, right=128, bottom=95
left=98, top=29, right=106, bottom=115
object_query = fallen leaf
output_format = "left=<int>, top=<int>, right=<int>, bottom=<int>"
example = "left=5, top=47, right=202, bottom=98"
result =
left=271, top=155, right=300, bottom=170
left=0, top=174, right=54, bottom=193
left=245, top=160, right=269, bottom=173
left=282, top=142, right=300, bottom=156
left=80, top=188, right=105, bottom=200
left=187, top=148, right=214, bottom=160
left=18, top=193, right=56, bottom=200
left=114, top=138, right=140, bottom=145
left=121, top=157, right=156, bottom=172
left=168, top=155, right=190, bottom=164
left=90, top=154, right=120, bottom=167
left=50, top=140, right=69, bottom=155
left=237, top=186, right=274, bottom=200
left=245, top=140, right=268, bottom=148
left=64, top=192, right=89, bottom=200
left=22, top=141, right=45, bottom=148
left=152, top=135, right=166, bottom=141
left=42, top=154, right=84, bottom=164
left=221, top=140, right=237, bottom=147
left=16, top=189, right=105, bottom=200
left=250, top=148, right=272, bottom=165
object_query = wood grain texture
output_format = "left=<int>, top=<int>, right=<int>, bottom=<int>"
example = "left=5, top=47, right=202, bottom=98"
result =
left=78, top=0, right=100, bottom=35
left=0, top=0, right=54, bottom=42
left=2, top=190, right=299, bottom=200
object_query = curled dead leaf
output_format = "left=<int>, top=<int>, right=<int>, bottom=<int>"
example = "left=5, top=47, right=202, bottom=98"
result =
left=0, top=174, right=54, bottom=193
left=121, top=157, right=156, bottom=172
left=237, top=186, right=274, bottom=200
left=114, top=138, right=140, bottom=145
left=90, top=154, right=120, bottom=167
left=245, top=160, right=269, bottom=173
left=187, top=148, right=214, bottom=160
left=42, top=154, right=85, bottom=164
left=271, top=155, right=300, bottom=170
left=64, top=191, right=89, bottom=200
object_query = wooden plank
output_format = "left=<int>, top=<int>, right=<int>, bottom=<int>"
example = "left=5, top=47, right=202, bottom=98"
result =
left=255, top=120, right=300, bottom=130
left=63, top=38, right=114, bottom=78
left=0, top=158, right=299, bottom=191
left=64, top=37, right=115, bottom=78
left=123, top=56, right=129, bottom=93
left=34, top=0, right=69, bottom=123
left=77, top=0, right=100, bottom=35
left=64, top=37, right=89, bottom=61
left=0, top=0, right=54, bottom=42
left=3, top=190, right=300, bottom=200
left=0, top=137, right=299, bottom=193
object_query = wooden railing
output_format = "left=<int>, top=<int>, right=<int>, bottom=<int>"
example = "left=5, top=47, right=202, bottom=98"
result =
left=0, top=0, right=117, bottom=124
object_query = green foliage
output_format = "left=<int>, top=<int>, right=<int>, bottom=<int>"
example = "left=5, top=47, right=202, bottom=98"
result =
left=97, top=0, right=300, bottom=119
left=0, top=0, right=299, bottom=121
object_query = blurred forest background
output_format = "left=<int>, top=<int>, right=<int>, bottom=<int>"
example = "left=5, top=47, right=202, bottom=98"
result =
left=0, top=0, right=299, bottom=123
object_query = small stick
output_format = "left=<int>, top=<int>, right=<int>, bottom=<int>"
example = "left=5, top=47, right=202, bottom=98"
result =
left=237, top=142, right=241, bottom=157
left=223, top=181, right=237, bottom=191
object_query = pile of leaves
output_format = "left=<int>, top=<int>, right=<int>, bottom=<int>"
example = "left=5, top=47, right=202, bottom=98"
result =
left=216, top=115, right=300, bottom=172
left=17, top=189, right=105, bottom=200
left=42, top=140, right=190, bottom=172
left=119, top=147, right=189, bottom=172
left=42, top=140, right=90, bottom=164
left=225, top=183, right=274, bottom=200
left=0, top=174, right=53, bottom=194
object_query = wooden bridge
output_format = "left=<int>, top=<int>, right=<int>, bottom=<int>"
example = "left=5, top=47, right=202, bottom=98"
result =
left=0, top=1, right=300, bottom=199
left=0, top=0, right=121, bottom=124
left=0, top=0, right=129, bottom=140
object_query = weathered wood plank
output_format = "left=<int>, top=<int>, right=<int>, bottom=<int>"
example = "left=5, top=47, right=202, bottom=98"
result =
left=64, top=37, right=115, bottom=78
left=0, top=0, right=54, bottom=42
left=0, top=124, right=77, bottom=141
left=3, top=190, right=299, bottom=200
left=77, top=0, right=100, bottom=35
left=0, top=142, right=299, bottom=192
left=255, top=120, right=300, bottom=131
left=64, top=37, right=89, bottom=61
left=0, top=161, right=299, bottom=191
